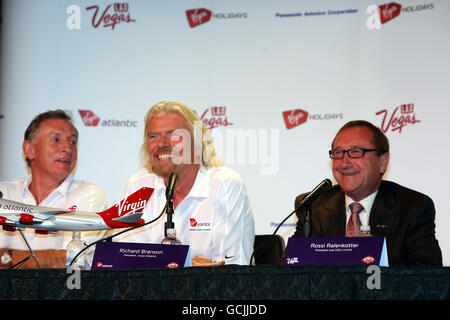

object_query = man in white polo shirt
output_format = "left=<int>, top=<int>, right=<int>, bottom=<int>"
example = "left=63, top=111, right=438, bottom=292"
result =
left=116, top=101, right=255, bottom=266
left=0, top=110, right=107, bottom=268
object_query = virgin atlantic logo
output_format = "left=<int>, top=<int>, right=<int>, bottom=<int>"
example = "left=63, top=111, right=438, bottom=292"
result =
left=189, top=218, right=212, bottom=231
left=79, top=110, right=100, bottom=126
left=78, top=109, right=138, bottom=128
left=376, top=103, right=421, bottom=133
left=86, top=3, right=136, bottom=30
left=189, top=218, right=198, bottom=227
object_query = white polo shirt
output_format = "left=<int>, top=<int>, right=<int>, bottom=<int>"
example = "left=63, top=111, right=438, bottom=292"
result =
left=116, top=166, right=255, bottom=265
left=0, top=174, right=107, bottom=250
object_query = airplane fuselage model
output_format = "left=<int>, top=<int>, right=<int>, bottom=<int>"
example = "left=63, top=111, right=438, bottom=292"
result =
left=0, top=187, right=154, bottom=269
left=0, top=187, right=154, bottom=234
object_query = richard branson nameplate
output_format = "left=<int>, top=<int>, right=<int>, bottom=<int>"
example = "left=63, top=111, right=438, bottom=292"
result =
left=283, top=237, right=388, bottom=267
left=92, top=241, right=191, bottom=270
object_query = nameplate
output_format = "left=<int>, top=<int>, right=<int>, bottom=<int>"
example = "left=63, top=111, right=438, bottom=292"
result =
left=283, top=237, right=388, bottom=267
left=92, top=241, right=192, bottom=270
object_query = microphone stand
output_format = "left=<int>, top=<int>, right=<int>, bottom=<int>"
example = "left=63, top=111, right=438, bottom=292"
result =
left=303, top=201, right=312, bottom=237
left=161, top=195, right=181, bottom=245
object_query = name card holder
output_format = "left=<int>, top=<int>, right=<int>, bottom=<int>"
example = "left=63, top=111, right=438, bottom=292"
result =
left=283, top=236, right=388, bottom=267
left=92, top=241, right=191, bottom=270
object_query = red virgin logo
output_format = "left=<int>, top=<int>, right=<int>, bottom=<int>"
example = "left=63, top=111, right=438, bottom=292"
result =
left=378, top=2, right=402, bottom=24
left=376, top=103, right=421, bottom=133
left=86, top=3, right=136, bottom=30
left=190, top=218, right=198, bottom=227
left=186, top=8, right=212, bottom=28
left=79, top=110, right=100, bottom=126
left=282, top=109, right=308, bottom=129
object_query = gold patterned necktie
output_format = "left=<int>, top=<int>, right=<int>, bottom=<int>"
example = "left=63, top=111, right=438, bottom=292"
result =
left=346, top=202, right=363, bottom=237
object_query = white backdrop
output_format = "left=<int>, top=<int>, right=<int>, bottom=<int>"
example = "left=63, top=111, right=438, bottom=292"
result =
left=1, top=0, right=449, bottom=265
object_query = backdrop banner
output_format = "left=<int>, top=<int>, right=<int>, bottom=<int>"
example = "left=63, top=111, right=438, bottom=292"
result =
left=1, top=0, right=449, bottom=265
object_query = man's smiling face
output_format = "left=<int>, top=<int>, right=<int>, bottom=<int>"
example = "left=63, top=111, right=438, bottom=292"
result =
left=332, top=126, right=389, bottom=201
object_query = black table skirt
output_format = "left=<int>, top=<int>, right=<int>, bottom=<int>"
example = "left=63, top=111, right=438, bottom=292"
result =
left=1, top=265, right=449, bottom=300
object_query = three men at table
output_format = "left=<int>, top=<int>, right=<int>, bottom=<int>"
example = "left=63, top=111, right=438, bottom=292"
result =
left=0, top=108, right=442, bottom=268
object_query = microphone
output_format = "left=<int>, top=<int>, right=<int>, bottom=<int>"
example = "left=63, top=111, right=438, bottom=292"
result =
left=298, top=179, right=332, bottom=238
left=0, top=191, right=2, bottom=199
left=295, top=179, right=332, bottom=209
left=165, top=172, right=178, bottom=200
left=162, top=172, right=181, bottom=245
left=250, top=178, right=332, bottom=265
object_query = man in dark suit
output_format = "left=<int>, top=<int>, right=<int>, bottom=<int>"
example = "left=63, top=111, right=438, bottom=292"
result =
left=294, top=120, right=442, bottom=266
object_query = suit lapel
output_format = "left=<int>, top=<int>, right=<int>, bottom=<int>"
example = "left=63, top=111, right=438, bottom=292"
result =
left=369, top=181, right=395, bottom=237
left=322, top=188, right=346, bottom=237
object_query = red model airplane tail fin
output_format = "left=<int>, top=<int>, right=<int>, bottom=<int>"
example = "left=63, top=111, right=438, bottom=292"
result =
left=98, top=187, right=154, bottom=228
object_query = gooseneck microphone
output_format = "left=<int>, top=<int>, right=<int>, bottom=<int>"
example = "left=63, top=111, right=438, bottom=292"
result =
left=165, top=172, right=178, bottom=201
left=300, top=179, right=332, bottom=237
left=295, top=179, right=332, bottom=209
left=250, top=179, right=332, bottom=266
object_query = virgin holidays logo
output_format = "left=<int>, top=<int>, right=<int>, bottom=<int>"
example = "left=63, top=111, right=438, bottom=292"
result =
left=186, top=8, right=247, bottom=28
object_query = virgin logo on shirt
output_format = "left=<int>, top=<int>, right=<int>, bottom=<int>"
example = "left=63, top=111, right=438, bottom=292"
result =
left=189, top=218, right=212, bottom=231
left=189, top=218, right=198, bottom=227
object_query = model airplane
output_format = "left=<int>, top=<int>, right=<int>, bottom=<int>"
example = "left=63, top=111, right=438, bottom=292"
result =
left=0, top=187, right=154, bottom=268
left=0, top=187, right=154, bottom=233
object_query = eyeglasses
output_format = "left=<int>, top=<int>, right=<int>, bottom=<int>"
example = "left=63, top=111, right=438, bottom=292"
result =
left=329, top=148, right=377, bottom=159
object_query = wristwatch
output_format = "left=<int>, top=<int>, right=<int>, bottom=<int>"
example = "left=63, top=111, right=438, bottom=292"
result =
left=1, top=250, right=13, bottom=267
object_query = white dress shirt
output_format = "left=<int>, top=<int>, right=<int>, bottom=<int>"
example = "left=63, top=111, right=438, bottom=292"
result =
left=0, top=174, right=107, bottom=251
left=116, top=166, right=255, bottom=265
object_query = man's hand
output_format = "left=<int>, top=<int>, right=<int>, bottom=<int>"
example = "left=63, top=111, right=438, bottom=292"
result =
left=191, top=255, right=225, bottom=267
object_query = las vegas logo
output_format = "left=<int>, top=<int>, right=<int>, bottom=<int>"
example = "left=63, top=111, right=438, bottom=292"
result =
left=200, top=106, right=234, bottom=130
left=376, top=103, right=420, bottom=134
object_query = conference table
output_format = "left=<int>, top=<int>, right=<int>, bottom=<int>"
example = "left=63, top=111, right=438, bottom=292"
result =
left=1, top=265, right=449, bottom=300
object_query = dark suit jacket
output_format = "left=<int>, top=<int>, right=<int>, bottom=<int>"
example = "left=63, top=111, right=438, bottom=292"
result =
left=293, top=180, right=442, bottom=266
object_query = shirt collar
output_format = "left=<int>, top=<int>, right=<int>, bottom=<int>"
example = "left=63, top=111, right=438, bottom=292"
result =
left=345, top=190, right=378, bottom=226
left=22, top=174, right=74, bottom=201
left=153, top=167, right=211, bottom=199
